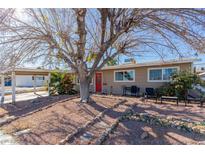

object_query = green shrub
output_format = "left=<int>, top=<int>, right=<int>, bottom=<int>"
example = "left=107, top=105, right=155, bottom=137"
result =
left=50, top=71, right=77, bottom=95
left=157, top=71, right=201, bottom=99
left=156, top=83, right=175, bottom=97
left=171, top=71, right=201, bottom=99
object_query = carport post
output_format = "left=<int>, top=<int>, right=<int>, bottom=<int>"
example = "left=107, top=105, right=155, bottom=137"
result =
left=48, top=72, right=51, bottom=96
left=33, top=75, right=37, bottom=94
left=1, top=74, right=5, bottom=104
left=11, top=71, right=16, bottom=103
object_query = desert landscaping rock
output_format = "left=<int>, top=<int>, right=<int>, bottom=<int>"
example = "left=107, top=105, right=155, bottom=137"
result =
left=95, top=106, right=135, bottom=145
left=128, top=112, right=205, bottom=135
left=13, top=129, right=31, bottom=136
left=140, top=132, right=149, bottom=140
left=59, top=99, right=127, bottom=144
left=0, top=116, right=17, bottom=126
left=80, top=132, right=93, bottom=141
left=99, top=98, right=205, bottom=144
left=105, top=119, right=205, bottom=145
left=98, top=121, right=109, bottom=128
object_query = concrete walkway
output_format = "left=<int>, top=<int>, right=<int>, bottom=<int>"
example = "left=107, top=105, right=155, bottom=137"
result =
left=1, top=91, right=48, bottom=104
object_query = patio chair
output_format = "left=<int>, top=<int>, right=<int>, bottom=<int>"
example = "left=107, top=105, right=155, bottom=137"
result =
left=131, top=86, right=140, bottom=97
left=186, top=89, right=204, bottom=107
left=122, top=85, right=127, bottom=96
left=144, top=87, right=158, bottom=102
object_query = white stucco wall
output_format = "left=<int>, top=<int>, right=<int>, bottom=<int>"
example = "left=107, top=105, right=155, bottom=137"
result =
left=16, top=75, right=48, bottom=87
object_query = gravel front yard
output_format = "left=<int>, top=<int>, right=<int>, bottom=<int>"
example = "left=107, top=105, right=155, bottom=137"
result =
left=0, top=95, right=122, bottom=144
left=1, top=95, right=205, bottom=145
left=104, top=120, right=205, bottom=145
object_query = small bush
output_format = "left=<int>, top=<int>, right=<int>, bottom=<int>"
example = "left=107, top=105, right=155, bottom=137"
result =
left=50, top=71, right=77, bottom=95
left=172, top=71, right=201, bottom=99
left=156, top=83, right=175, bottom=97
left=157, top=71, right=201, bottom=99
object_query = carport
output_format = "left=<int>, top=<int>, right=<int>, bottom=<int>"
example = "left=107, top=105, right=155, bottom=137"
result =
left=0, top=68, right=51, bottom=104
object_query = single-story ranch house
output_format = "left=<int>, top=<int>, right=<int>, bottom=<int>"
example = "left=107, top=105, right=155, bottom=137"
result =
left=0, top=59, right=195, bottom=102
left=74, top=59, right=194, bottom=95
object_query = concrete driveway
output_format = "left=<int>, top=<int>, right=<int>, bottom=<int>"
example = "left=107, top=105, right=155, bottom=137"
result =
left=0, top=87, right=47, bottom=95
left=1, top=91, right=48, bottom=104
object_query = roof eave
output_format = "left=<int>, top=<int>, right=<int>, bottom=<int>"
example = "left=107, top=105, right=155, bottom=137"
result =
left=101, top=59, right=195, bottom=71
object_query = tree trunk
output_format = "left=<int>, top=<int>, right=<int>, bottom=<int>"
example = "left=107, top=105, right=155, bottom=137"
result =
left=79, top=78, right=90, bottom=103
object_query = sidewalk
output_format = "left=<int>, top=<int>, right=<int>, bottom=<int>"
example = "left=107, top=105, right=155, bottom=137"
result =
left=0, top=131, right=17, bottom=144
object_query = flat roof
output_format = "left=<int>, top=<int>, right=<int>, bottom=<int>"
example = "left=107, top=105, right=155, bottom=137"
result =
left=1, top=68, right=75, bottom=74
left=0, top=68, right=74, bottom=75
left=0, top=68, right=51, bottom=75
left=101, top=58, right=195, bottom=70
left=199, top=72, right=205, bottom=76
left=14, top=68, right=51, bottom=73
left=0, top=58, right=196, bottom=75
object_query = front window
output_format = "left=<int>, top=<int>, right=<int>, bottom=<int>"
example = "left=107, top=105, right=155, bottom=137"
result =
left=163, top=68, right=177, bottom=80
left=149, top=69, right=162, bottom=80
left=36, top=76, right=45, bottom=80
left=148, top=67, right=178, bottom=82
left=115, top=70, right=135, bottom=82
left=115, top=72, right=123, bottom=81
left=124, top=71, right=134, bottom=81
left=32, top=76, right=45, bottom=80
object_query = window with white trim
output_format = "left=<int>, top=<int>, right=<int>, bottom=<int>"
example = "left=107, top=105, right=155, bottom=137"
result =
left=148, top=67, right=178, bottom=82
left=32, top=76, right=45, bottom=80
left=149, top=69, right=162, bottom=81
left=114, top=70, right=135, bottom=82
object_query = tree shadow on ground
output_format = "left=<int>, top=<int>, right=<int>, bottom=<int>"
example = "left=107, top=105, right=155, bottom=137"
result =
left=0, top=95, right=76, bottom=118
left=15, top=111, right=80, bottom=144
left=3, top=95, right=205, bottom=145
left=133, top=102, right=205, bottom=122
left=104, top=119, right=205, bottom=145
left=84, top=97, right=205, bottom=145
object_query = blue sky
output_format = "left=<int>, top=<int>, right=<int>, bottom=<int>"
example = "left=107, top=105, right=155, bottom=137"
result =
left=25, top=52, right=205, bottom=70
left=21, top=8, right=205, bottom=70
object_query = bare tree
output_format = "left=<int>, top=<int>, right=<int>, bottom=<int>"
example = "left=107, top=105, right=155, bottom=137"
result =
left=0, top=9, right=15, bottom=73
left=0, top=8, right=205, bottom=102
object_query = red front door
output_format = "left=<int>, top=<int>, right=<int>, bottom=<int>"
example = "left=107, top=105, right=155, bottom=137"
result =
left=95, top=72, right=102, bottom=93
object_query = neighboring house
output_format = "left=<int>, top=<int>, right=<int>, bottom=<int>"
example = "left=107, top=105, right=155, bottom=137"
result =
left=199, top=72, right=205, bottom=81
left=1, top=68, right=50, bottom=87
left=1, top=68, right=51, bottom=103
left=74, top=59, right=194, bottom=95
left=16, top=75, right=48, bottom=87
left=194, top=65, right=205, bottom=74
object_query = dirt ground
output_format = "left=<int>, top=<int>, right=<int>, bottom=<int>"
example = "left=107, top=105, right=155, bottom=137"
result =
left=132, top=99, right=205, bottom=122
left=104, top=120, right=205, bottom=145
left=0, top=95, right=121, bottom=144
left=0, top=95, right=72, bottom=117
left=1, top=95, right=205, bottom=145
left=69, top=98, right=132, bottom=145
